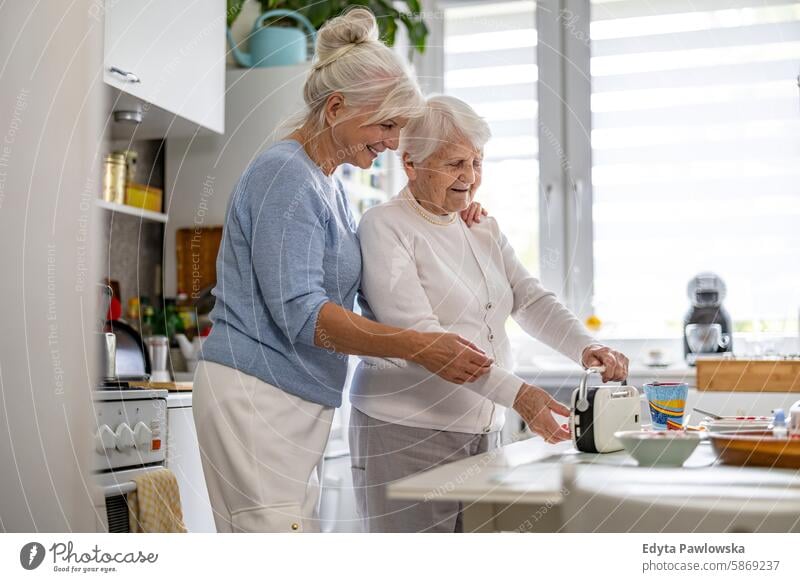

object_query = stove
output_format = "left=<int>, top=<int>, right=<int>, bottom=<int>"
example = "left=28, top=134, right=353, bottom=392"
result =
left=92, top=388, right=168, bottom=532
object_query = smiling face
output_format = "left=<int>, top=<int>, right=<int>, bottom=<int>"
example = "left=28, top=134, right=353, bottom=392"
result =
left=325, top=93, right=408, bottom=169
left=403, top=133, right=483, bottom=214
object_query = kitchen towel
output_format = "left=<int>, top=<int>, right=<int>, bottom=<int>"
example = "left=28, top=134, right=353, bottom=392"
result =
left=128, top=468, right=187, bottom=533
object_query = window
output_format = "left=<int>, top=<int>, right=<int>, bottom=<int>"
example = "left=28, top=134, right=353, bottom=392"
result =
left=590, top=0, right=800, bottom=337
left=443, top=1, right=540, bottom=271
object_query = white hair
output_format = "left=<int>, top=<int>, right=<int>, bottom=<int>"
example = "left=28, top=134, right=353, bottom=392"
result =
left=285, top=8, right=425, bottom=137
left=399, top=95, right=491, bottom=163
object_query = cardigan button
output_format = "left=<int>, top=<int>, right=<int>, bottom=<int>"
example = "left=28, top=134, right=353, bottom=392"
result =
left=488, top=333, right=495, bottom=341
left=486, top=302, right=493, bottom=310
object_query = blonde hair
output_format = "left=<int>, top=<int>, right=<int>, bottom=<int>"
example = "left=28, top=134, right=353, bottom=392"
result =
left=287, top=7, right=425, bottom=137
left=400, top=95, right=491, bottom=163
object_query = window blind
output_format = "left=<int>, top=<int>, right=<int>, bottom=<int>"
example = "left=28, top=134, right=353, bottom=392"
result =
left=590, top=0, right=800, bottom=336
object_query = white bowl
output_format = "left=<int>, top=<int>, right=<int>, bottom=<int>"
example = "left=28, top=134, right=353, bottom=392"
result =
left=614, top=430, right=702, bottom=467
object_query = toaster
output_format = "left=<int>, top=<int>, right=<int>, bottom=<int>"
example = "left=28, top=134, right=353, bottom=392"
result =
left=570, top=367, right=641, bottom=453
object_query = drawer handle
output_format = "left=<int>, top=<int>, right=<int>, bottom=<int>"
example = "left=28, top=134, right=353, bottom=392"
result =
left=108, top=66, right=141, bottom=83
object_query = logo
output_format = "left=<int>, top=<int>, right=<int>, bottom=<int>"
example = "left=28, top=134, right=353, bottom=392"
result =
left=20, top=542, right=46, bottom=570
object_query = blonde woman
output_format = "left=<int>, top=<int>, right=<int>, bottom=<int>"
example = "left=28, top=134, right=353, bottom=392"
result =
left=193, top=9, right=493, bottom=533
left=349, top=96, right=629, bottom=532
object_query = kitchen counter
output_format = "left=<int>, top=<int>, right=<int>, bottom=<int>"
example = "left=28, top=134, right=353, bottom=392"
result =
left=388, top=389, right=800, bottom=533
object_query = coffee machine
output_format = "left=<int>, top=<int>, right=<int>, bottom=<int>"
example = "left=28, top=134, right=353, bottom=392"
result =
left=683, top=272, right=733, bottom=365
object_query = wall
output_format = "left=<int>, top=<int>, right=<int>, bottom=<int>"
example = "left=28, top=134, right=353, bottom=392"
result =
left=164, top=66, right=308, bottom=297
left=0, top=1, right=102, bottom=531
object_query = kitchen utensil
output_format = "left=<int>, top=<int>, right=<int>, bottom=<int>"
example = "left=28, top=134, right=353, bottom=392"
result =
left=700, top=416, right=772, bottom=433
left=790, top=400, right=800, bottom=435
left=104, top=320, right=151, bottom=382
left=643, top=382, right=688, bottom=430
left=709, top=430, right=800, bottom=469
left=101, top=332, right=117, bottom=382
left=175, top=333, right=205, bottom=373
left=101, top=152, right=126, bottom=204
left=686, top=323, right=729, bottom=354
left=692, top=407, right=723, bottom=420
left=683, top=272, right=732, bottom=365
left=570, top=367, right=641, bottom=453
left=227, top=9, right=316, bottom=68
left=614, top=430, right=701, bottom=467
left=145, top=335, right=171, bottom=383
left=97, top=285, right=119, bottom=384
left=127, top=381, right=193, bottom=391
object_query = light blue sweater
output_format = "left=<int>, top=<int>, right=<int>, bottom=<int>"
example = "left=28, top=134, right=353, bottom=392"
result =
left=201, top=140, right=362, bottom=407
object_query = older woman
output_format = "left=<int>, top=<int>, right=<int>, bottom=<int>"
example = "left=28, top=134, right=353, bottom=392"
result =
left=349, top=96, right=629, bottom=533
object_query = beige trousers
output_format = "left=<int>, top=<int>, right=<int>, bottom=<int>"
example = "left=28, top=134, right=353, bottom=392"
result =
left=192, top=360, right=334, bottom=532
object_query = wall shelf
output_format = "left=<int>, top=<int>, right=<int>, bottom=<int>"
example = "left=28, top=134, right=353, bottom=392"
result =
left=96, top=199, right=168, bottom=223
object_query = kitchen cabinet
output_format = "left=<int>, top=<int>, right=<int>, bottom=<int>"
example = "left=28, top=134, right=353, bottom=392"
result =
left=104, top=0, right=225, bottom=137
left=166, top=393, right=216, bottom=532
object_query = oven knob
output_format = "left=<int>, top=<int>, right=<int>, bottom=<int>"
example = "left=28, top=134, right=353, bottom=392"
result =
left=115, top=423, right=135, bottom=451
left=133, top=421, right=153, bottom=449
left=94, top=425, right=116, bottom=454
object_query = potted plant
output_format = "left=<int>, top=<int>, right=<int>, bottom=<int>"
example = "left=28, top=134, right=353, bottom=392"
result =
left=227, top=0, right=429, bottom=68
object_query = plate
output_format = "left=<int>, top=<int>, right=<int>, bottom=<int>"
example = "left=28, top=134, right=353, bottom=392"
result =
left=708, top=430, right=800, bottom=469
left=700, top=417, right=772, bottom=433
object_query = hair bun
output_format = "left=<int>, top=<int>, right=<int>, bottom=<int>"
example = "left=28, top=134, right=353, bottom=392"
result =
left=315, top=7, right=379, bottom=62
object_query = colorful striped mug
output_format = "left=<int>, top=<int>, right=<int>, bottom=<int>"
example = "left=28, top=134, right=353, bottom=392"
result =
left=643, top=382, right=689, bottom=430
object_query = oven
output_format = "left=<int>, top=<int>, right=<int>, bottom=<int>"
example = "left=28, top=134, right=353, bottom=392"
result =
left=92, top=388, right=168, bottom=532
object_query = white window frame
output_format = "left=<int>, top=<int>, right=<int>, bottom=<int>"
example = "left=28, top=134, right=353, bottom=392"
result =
left=415, top=0, right=595, bottom=318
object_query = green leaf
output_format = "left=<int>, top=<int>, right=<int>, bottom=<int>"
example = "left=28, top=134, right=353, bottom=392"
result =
left=398, top=11, right=428, bottom=53
left=226, top=0, right=245, bottom=27
left=404, top=0, right=421, bottom=14
left=303, top=1, right=332, bottom=28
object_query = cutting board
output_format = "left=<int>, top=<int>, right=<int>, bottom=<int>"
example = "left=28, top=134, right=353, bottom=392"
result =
left=127, top=381, right=193, bottom=392
left=696, top=358, right=800, bottom=392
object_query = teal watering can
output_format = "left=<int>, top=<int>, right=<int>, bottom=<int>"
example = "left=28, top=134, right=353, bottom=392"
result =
left=228, top=9, right=316, bottom=68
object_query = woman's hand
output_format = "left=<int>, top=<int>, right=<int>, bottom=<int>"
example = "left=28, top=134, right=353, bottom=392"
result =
left=410, top=332, right=494, bottom=384
left=581, top=344, right=629, bottom=382
left=459, top=201, right=487, bottom=227
left=512, top=383, right=571, bottom=443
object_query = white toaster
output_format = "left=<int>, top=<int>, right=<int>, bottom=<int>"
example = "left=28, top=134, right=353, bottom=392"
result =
left=570, top=367, right=641, bottom=453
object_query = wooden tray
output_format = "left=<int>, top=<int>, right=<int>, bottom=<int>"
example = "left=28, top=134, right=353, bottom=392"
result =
left=696, top=358, right=800, bottom=392
left=709, top=430, right=800, bottom=469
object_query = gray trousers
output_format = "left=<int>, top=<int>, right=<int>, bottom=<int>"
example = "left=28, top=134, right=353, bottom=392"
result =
left=348, top=407, right=500, bottom=533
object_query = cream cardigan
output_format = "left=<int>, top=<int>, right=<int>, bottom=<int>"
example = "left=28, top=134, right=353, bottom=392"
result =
left=349, top=188, right=596, bottom=434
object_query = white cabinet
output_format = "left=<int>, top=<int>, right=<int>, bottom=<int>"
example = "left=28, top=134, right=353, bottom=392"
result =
left=104, top=0, right=225, bottom=136
left=166, top=393, right=216, bottom=532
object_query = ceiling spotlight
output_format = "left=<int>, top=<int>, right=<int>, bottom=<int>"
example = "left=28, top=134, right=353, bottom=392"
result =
left=113, top=109, right=143, bottom=124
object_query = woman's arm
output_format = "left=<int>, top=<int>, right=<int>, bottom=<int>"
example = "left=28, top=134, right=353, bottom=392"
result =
left=355, top=211, right=524, bottom=408
left=313, top=302, right=492, bottom=385
left=493, top=220, right=628, bottom=381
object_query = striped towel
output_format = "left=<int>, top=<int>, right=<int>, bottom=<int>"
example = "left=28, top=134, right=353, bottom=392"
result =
left=128, top=468, right=187, bottom=533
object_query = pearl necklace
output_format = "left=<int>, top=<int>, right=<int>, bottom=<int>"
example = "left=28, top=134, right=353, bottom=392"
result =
left=403, top=188, right=457, bottom=226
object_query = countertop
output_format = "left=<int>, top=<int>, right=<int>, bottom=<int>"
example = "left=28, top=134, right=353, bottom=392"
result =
left=387, top=434, right=800, bottom=510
